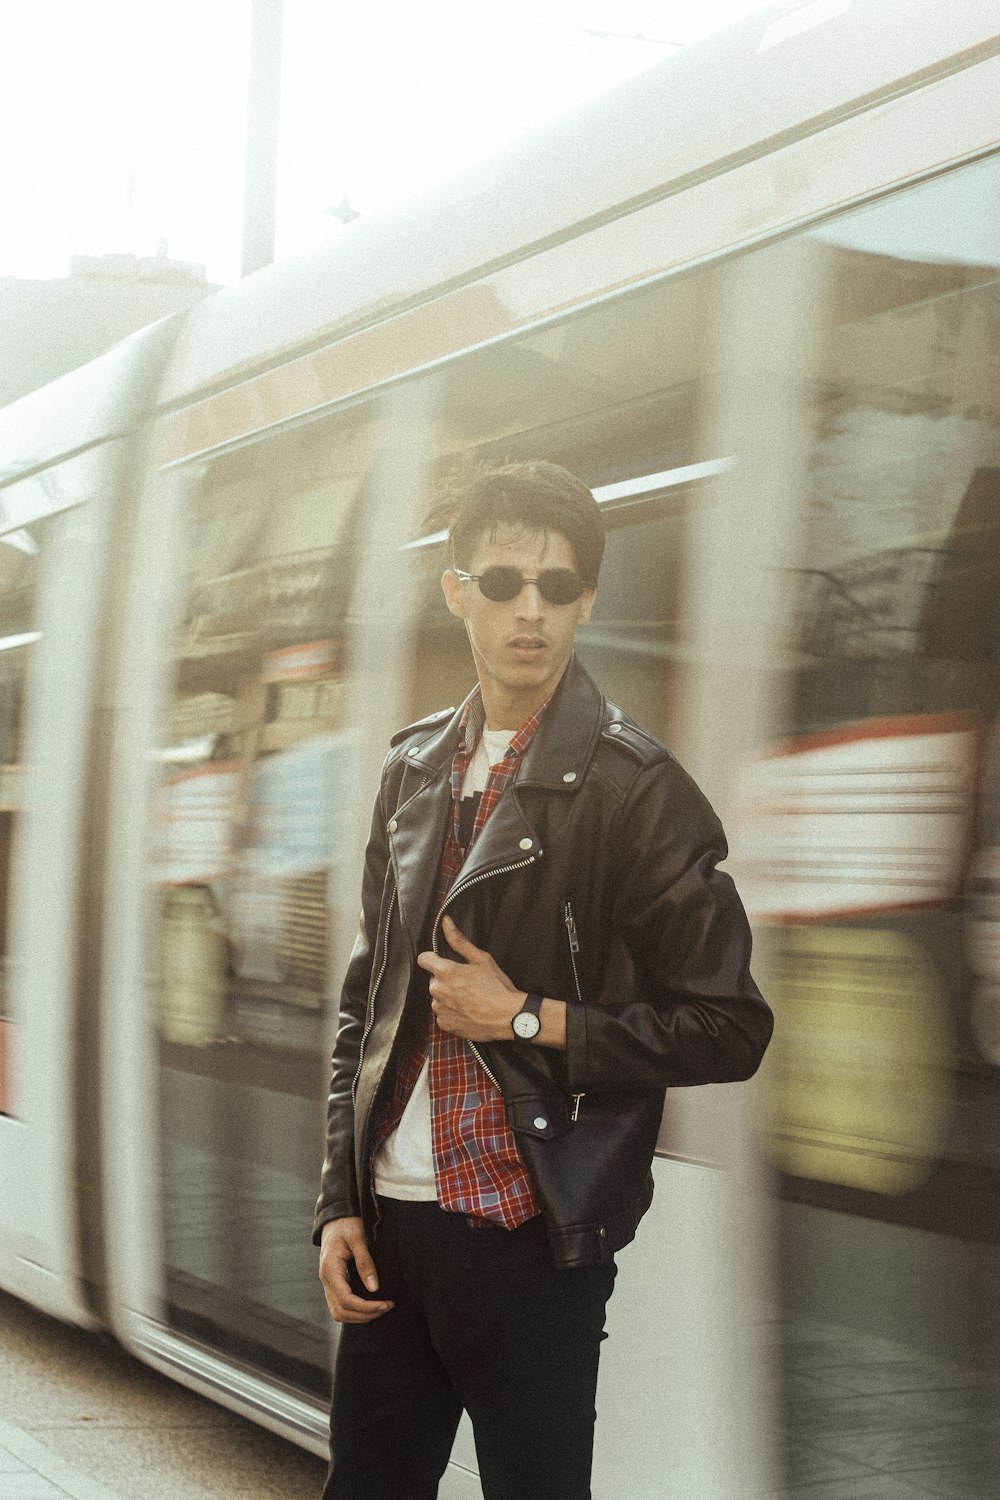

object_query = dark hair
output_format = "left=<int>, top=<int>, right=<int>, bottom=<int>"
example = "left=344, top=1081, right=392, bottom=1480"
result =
left=429, top=460, right=604, bottom=585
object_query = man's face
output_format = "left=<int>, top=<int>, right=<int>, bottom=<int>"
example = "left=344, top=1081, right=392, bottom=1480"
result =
left=441, top=525, right=596, bottom=723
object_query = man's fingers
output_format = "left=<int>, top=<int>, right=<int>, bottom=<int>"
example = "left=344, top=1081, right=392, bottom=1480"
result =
left=351, top=1238, right=380, bottom=1294
left=442, top=915, right=486, bottom=961
left=430, top=998, right=453, bottom=1031
left=336, top=1221, right=384, bottom=1294
left=416, top=950, right=447, bottom=974
left=321, top=1271, right=393, bottom=1324
left=319, top=1253, right=393, bottom=1323
left=418, top=921, right=489, bottom=969
left=319, top=1218, right=394, bottom=1323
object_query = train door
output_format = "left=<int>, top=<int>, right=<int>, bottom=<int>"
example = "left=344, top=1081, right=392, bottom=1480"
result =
left=100, top=386, right=441, bottom=1446
left=0, top=447, right=117, bottom=1323
left=747, top=153, right=1000, bottom=1495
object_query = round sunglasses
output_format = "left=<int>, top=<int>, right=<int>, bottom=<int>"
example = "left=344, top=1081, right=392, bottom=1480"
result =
left=453, top=566, right=587, bottom=605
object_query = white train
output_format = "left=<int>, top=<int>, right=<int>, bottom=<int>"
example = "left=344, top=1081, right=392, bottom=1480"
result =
left=2, top=3, right=999, bottom=1494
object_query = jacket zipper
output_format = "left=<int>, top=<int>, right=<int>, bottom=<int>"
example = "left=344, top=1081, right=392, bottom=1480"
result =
left=432, top=855, right=538, bottom=1091
left=352, top=884, right=396, bottom=1103
left=564, top=901, right=585, bottom=1122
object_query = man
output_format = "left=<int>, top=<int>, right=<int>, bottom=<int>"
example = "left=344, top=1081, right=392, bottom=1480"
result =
left=314, top=460, right=772, bottom=1500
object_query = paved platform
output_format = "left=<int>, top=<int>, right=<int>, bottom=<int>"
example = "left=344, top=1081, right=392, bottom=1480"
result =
left=0, top=1417, right=122, bottom=1500
left=0, top=1291, right=327, bottom=1500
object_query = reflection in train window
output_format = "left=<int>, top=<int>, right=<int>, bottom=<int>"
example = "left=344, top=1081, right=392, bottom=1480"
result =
left=758, top=153, right=1000, bottom=1484
left=151, top=411, right=374, bottom=1394
left=776, top=154, right=1000, bottom=1093
left=405, top=490, right=688, bottom=754
left=794, top=157, right=1000, bottom=730
left=405, top=265, right=718, bottom=731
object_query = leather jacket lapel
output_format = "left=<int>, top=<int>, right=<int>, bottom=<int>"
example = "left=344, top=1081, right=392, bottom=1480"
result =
left=444, top=789, right=541, bottom=913
left=515, top=655, right=605, bottom=790
left=387, top=658, right=604, bottom=953
left=388, top=766, right=451, bottom=955
left=389, top=763, right=542, bottom=955
left=386, top=694, right=467, bottom=952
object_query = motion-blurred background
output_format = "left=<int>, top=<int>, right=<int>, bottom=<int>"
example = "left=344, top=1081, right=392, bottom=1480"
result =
left=1, top=6, right=998, bottom=1499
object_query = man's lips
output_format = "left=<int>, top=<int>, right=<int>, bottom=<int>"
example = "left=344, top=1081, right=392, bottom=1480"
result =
left=508, top=637, right=547, bottom=651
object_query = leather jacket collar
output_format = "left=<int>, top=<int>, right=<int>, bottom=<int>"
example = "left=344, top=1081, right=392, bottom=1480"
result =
left=390, top=656, right=607, bottom=956
left=399, top=653, right=606, bottom=790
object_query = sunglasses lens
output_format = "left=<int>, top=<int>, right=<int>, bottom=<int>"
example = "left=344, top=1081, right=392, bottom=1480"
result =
left=472, top=567, right=586, bottom=603
left=539, top=569, right=585, bottom=604
left=477, top=567, right=523, bottom=601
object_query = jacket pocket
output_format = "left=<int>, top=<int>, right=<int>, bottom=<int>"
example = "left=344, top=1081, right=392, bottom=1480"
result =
left=506, top=1094, right=572, bottom=1141
left=564, top=901, right=586, bottom=1121
left=563, top=900, right=584, bottom=1005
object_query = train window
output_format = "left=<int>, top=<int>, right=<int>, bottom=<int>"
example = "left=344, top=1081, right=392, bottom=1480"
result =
left=578, top=492, right=687, bottom=744
left=405, top=488, right=688, bottom=753
left=0, top=522, right=42, bottom=1116
left=150, top=410, right=377, bottom=1395
left=767, top=153, right=1000, bottom=1182
left=403, top=263, right=721, bottom=739
left=757, top=152, right=1000, bottom=1482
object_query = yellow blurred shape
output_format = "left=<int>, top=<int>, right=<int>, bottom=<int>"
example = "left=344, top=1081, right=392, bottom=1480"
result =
left=765, top=925, right=952, bottom=1194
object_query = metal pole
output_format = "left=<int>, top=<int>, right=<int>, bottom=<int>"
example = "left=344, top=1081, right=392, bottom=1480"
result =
left=241, top=0, right=284, bottom=278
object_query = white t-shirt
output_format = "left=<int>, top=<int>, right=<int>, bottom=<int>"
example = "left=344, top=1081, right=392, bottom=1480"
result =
left=373, top=727, right=514, bottom=1200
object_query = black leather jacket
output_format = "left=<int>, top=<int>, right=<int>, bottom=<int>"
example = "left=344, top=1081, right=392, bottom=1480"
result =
left=313, top=657, right=772, bottom=1267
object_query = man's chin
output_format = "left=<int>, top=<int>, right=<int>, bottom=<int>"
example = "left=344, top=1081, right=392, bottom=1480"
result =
left=475, top=649, right=570, bottom=702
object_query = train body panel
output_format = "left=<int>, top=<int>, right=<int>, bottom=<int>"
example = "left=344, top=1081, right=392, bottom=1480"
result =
left=156, top=0, right=1000, bottom=412
left=0, top=317, right=182, bottom=485
left=0, top=319, right=187, bottom=1325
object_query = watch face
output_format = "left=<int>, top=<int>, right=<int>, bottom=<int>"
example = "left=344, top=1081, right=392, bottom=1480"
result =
left=512, top=1010, right=541, bottom=1040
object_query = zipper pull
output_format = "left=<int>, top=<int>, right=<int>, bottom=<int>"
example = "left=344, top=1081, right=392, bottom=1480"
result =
left=563, top=901, right=580, bottom=953
left=571, top=1093, right=584, bottom=1122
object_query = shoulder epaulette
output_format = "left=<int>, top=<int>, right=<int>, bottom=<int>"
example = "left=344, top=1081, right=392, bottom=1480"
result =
left=599, top=710, right=667, bottom=765
left=389, top=706, right=455, bottom=747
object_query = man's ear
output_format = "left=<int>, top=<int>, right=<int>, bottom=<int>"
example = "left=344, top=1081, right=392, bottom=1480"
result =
left=441, top=569, right=466, bottom=618
left=577, top=586, right=597, bottom=628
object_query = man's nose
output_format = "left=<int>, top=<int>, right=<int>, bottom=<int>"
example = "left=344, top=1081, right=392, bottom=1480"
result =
left=514, top=582, right=544, bottom=618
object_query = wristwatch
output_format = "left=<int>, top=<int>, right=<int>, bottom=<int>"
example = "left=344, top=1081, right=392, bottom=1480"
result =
left=511, top=992, right=544, bottom=1040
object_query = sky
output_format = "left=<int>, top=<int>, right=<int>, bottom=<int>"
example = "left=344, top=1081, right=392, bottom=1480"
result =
left=1, top=0, right=775, bottom=285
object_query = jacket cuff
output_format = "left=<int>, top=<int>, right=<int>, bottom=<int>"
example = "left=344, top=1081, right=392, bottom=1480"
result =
left=564, top=999, right=590, bottom=1094
left=312, top=1199, right=361, bottom=1246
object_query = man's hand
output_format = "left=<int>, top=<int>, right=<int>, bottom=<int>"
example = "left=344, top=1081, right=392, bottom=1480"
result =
left=416, top=915, right=522, bottom=1041
left=319, top=1217, right=394, bottom=1324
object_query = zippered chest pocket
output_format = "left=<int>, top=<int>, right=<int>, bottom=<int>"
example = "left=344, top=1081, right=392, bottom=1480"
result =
left=563, top=900, right=584, bottom=1005
left=563, top=901, right=585, bottom=1122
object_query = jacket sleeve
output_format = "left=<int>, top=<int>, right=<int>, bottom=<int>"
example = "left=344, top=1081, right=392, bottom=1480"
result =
left=564, top=759, right=773, bottom=1096
left=312, top=777, right=391, bottom=1243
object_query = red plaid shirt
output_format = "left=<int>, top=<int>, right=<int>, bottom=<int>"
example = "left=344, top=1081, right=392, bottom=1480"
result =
left=370, top=689, right=549, bottom=1228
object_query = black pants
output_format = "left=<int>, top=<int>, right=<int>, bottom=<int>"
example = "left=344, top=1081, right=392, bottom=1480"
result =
left=322, top=1197, right=617, bottom=1500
